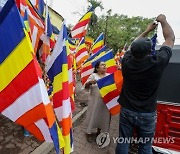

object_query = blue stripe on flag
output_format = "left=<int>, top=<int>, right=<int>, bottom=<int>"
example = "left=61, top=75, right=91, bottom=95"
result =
left=0, top=0, right=25, bottom=64
left=93, top=33, right=104, bottom=44
left=23, top=9, right=28, bottom=21
left=97, top=73, right=114, bottom=89
left=47, top=14, right=53, bottom=37
left=70, top=128, right=73, bottom=148
left=92, top=50, right=113, bottom=67
left=85, top=45, right=106, bottom=63
left=47, top=46, right=67, bottom=81
left=49, top=122, right=60, bottom=154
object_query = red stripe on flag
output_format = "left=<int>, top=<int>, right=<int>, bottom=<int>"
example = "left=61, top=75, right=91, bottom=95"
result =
left=92, top=46, right=102, bottom=54
left=81, top=64, right=92, bottom=73
left=103, top=89, right=120, bottom=104
left=53, top=81, right=69, bottom=108
left=81, top=75, right=90, bottom=85
left=72, top=32, right=86, bottom=39
left=107, top=66, right=117, bottom=73
left=75, top=47, right=87, bottom=58
left=72, top=19, right=90, bottom=31
left=0, top=60, right=39, bottom=112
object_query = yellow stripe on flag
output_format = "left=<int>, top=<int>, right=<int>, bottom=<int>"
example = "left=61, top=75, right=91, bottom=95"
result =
left=56, top=122, right=65, bottom=149
left=63, top=134, right=72, bottom=154
left=105, top=59, right=116, bottom=68
left=80, top=12, right=93, bottom=22
left=0, top=32, right=33, bottom=91
left=100, top=83, right=117, bottom=97
left=92, top=40, right=104, bottom=49
left=53, top=64, right=68, bottom=93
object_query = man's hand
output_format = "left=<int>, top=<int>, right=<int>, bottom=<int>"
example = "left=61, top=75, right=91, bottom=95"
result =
left=156, top=14, right=166, bottom=23
left=145, top=22, right=158, bottom=33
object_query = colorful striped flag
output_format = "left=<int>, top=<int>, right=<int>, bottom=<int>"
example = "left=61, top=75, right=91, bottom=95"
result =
left=23, top=9, right=31, bottom=38
left=39, top=3, right=55, bottom=63
left=0, top=1, right=64, bottom=153
left=81, top=49, right=117, bottom=85
left=75, top=37, right=89, bottom=70
left=84, top=45, right=107, bottom=65
left=97, top=70, right=123, bottom=115
left=19, top=0, right=45, bottom=54
left=85, top=36, right=94, bottom=53
left=91, top=33, right=104, bottom=54
left=46, top=22, right=73, bottom=154
left=71, top=6, right=94, bottom=39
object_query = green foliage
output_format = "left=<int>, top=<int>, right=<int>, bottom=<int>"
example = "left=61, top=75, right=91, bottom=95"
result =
left=88, top=13, right=154, bottom=54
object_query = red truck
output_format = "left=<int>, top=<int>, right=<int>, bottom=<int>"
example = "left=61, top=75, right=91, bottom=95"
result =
left=153, top=45, right=180, bottom=153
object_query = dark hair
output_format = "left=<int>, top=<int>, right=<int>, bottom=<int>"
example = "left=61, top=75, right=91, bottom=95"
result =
left=94, top=61, right=102, bottom=73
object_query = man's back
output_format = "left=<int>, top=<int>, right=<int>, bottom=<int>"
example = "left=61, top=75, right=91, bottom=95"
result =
left=118, top=46, right=172, bottom=112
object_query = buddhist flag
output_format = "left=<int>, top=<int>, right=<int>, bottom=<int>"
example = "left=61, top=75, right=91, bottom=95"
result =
left=75, top=37, right=89, bottom=70
left=81, top=49, right=117, bottom=85
left=91, top=33, right=104, bottom=54
left=23, top=9, right=31, bottom=38
left=85, top=36, right=94, bottom=53
left=84, top=45, right=106, bottom=65
left=19, top=0, right=45, bottom=54
left=97, top=70, right=123, bottom=115
left=46, top=22, right=73, bottom=154
left=0, top=0, right=64, bottom=153
left=71, top=6, right=94, bottom=39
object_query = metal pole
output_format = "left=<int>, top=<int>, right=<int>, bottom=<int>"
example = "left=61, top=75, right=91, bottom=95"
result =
left=104, top=15, right=108, bottom=44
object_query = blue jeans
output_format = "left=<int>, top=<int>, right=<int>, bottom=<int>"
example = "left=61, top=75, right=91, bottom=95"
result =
left=115, top=108, right=156, bottom=154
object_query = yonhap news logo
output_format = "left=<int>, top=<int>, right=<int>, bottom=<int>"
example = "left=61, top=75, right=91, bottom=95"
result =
left=113, top=137, right=175, bottom=144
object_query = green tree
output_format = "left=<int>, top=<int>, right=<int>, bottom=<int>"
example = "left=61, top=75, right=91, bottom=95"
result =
left=88, top=13, right=155, bottom=53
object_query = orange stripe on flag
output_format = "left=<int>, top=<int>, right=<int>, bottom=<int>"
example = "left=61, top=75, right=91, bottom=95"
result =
left=60, top=115, right=72, bottom=136
left=16, top=103, right=55, bottom=127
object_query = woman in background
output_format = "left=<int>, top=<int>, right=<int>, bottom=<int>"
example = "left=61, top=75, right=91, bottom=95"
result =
left=85, top=61, right=111, bottom=142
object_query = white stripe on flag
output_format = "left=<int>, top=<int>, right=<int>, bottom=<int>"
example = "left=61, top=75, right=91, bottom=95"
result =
left=45, top=29, right=66, bottom=72
left=20, top=4, right=44, bottom=28
left=2, top=81, right=50, bottom=122
left=35, top=119, right=53, bottom=142
left=106, top=96, right=119, bottom=109
left=81, top=68, right=94, bottom=78
left=68, top=69, right=73, bottom=83
left=71, top=26, right=86, bottom=38
left=32, top=26, right=38, bottom=49
left=39, top=78, right=51, bottom=105
left=76, top=52, right=88, bottom=62
left=54, top=98, right=71, bottom=122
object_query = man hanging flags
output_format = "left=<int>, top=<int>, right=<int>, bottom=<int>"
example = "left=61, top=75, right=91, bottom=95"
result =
left=0, top=0, right=64, bottom=153
left=71, top=6, right=94, bottom=39
left=46, top=22, right=73, bottom=154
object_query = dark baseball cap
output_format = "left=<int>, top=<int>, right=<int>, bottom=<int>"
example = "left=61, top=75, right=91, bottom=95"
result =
left=131, top=38, right=152, bottom=59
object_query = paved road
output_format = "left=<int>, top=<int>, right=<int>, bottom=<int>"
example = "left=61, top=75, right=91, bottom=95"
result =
left=49, top=114, right=120, bottom=154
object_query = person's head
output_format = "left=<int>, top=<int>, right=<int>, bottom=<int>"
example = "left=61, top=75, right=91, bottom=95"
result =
left=94, top=61, right=107, bottom=74
left=130, top=38, right=152, bottom=59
